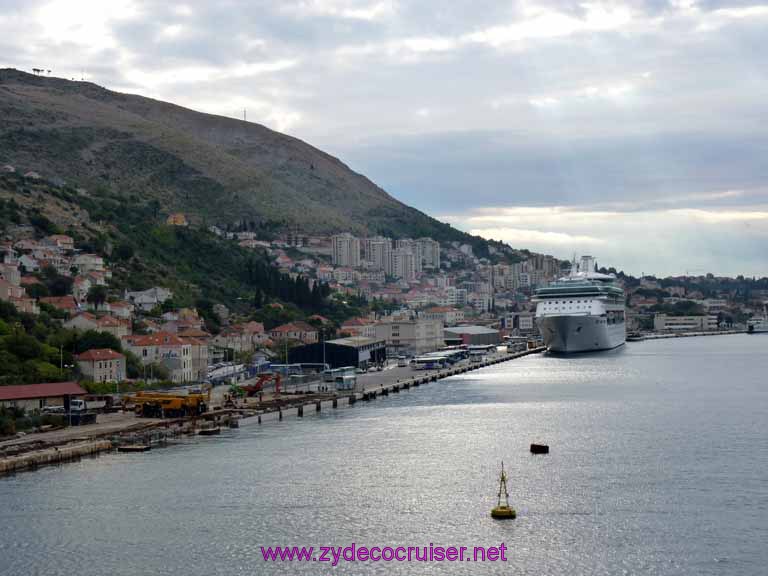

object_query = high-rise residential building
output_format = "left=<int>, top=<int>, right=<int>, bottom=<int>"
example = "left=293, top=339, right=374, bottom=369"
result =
left=394, top=239, right=422, bottom=274
left=391, top=248, right=416, bottom=282
left=367, top=236, right=393, bottom=275
left=416, top=238, right=441, bottom=269
left=331, top=233, right=361, bottom=268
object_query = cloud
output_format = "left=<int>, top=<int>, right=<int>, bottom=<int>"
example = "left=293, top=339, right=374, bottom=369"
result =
left=439, top=204, right=768, bottom=276
left=3, top=0, right=768, bottom=275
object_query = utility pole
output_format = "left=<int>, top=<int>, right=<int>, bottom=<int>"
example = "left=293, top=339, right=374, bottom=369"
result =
left=322, top=328, right=326, bottom=369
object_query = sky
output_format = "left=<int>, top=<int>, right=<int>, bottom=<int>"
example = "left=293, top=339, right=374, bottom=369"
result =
left=2, top=0, right=768, bottom=277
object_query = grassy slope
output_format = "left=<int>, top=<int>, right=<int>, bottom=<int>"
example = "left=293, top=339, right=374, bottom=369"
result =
left=0, top=68, right=487, bottom=247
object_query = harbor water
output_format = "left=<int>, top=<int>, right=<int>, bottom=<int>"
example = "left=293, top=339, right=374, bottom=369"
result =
left=1, top=334, right=767, bottom=575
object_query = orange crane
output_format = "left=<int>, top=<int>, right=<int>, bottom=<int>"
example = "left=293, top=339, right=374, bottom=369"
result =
left=240, top=373, right=281, bottom=397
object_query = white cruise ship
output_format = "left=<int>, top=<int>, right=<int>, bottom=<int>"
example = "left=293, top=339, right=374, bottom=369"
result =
left=533, top=256, right=626, bottom=353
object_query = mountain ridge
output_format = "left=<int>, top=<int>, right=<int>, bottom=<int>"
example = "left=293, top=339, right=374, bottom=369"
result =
left=0, top=67, right=487, bottom=246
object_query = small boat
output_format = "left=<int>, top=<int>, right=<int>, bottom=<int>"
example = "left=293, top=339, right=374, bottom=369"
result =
left=198, top=427, right=221, bottom=436
left=117, top=444, right=151, bottom=453
left=490, top=461, right=516, bottom=519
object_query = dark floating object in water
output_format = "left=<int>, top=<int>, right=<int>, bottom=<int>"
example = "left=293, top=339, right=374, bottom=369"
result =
left=117, top=444, right=151, bottom=453
left=530, top=443, right=549, bottom=454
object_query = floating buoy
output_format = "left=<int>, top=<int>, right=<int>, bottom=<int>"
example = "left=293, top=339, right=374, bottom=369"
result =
left=530, top=443, right=549, bottom=454
left=490, top=461, right=516, bottom=520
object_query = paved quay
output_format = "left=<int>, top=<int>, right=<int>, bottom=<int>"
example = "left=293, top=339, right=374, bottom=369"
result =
left=0, top=346, right=543, bottom=475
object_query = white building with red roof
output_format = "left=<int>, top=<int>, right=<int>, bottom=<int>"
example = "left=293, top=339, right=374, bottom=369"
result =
left=64, top=312, right=131, bottom=338
left=268, top=321, right=319, bottom=344
left=75, top=348, right=126, bottom=383
left=121, top=332, right=193, bottom=382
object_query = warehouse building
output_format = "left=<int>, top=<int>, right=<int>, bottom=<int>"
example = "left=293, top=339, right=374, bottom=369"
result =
left=444, top=325, right=501, bottom=346
left=0, top=382, right=87, bottom=411
left=288, top=337, right=387, bottom=369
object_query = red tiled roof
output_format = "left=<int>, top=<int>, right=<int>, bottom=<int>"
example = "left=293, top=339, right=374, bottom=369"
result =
left=342, top=317, right=373, bottom=327
left=177, top=327, right=210, bottom=338
left=270, top=321, right=316, bottom=333
left=123, top=332, right=186, bottom=347
left=40, top=295, right=78, bottom=310
left=0, top=382, right=86, bottom=401
left=75, top=348, right=124, bottom=361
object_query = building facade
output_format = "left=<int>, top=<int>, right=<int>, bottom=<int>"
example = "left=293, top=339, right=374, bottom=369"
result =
left=76, top=348, right=126, bottom=383
left=331, top=233, right=361, bottom=268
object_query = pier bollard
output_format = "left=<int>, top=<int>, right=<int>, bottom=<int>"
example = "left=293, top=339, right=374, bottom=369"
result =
left=297, top=405, right=304, bottom=418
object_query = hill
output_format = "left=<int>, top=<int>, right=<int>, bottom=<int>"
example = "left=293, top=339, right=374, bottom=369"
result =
left=0, top=68, right=491, bottom=248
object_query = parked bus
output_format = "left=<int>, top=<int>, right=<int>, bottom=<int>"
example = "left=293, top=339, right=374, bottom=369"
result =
left=411, top=356, right=449, bottom=370
left=469, top=350, right=487, bottom=363
left=323, top=366, right=356, bottom=382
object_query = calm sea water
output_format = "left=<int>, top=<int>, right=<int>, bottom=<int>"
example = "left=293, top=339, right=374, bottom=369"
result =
left=1, top=335, right=767, bottom=576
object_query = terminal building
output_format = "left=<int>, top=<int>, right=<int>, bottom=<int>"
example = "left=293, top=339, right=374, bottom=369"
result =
left=288, top=337, right=387, bottom=369
left=653, top=314, right=718, bottom=332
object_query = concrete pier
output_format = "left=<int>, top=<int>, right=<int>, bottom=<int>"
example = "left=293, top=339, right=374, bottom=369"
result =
left=1, top=346, right=545, bottom=477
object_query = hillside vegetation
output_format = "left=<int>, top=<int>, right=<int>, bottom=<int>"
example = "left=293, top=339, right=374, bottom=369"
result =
left=0, top=67, right=487, bottom=248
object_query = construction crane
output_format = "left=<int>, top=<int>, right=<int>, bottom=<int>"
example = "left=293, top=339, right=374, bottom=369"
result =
left=240, top=373, right=281, bottom=397
left=123, top=388, right=210, bottom=418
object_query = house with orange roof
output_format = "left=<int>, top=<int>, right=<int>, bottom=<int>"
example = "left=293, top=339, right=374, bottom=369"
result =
left=103, top=300, right=134, bottom=319
left=340, top=317, right=376, bottom=338
left=268, top=321, right=318, bottom=344
left=75, top=348, right=126, bottom=383
left=421, top=306, right=465, bottom=326
left=40, top=295, right=80, bottom=314
left=10, top=296, right=39, bottom=315
left=64, top=312, right=130, bottom=338
left=121, top=332, right=193, bottom=382
left=211, top=321, right=267, bottom=353
left=45, top=234, right=75, bottom=251
left=176, top=337, right=209, bottom=381
left=73, top=254, right=105, bottom=275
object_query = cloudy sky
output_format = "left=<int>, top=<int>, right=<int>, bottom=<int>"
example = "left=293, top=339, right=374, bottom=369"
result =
left=2, top=0, right=768, bottom=277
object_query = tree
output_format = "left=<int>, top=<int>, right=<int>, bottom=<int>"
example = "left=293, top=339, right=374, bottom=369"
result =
left=74, top=330, right=122, bottom=354
left=86, top=285, right=108, bottom=311
left=25, top=283, right=49, bottom=299
left=114, top=243, right=134, bottom=261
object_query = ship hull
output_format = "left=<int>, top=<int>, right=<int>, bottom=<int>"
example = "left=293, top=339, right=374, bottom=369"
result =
left=537, top=315, right=626, bottom=353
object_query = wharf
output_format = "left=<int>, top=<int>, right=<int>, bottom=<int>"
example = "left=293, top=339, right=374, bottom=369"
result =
left=0, top=347, right=544, bottom=476
left=634, top=329, right=745, bottom=341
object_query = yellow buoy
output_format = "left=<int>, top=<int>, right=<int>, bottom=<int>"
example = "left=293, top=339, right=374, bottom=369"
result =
left=490, top=461, right=516, bottom=519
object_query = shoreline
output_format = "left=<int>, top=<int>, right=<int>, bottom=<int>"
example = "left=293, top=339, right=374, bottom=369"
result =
left=0, top=347, right=545, bottom=477
left=631, top=329, right=745, bottom=341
